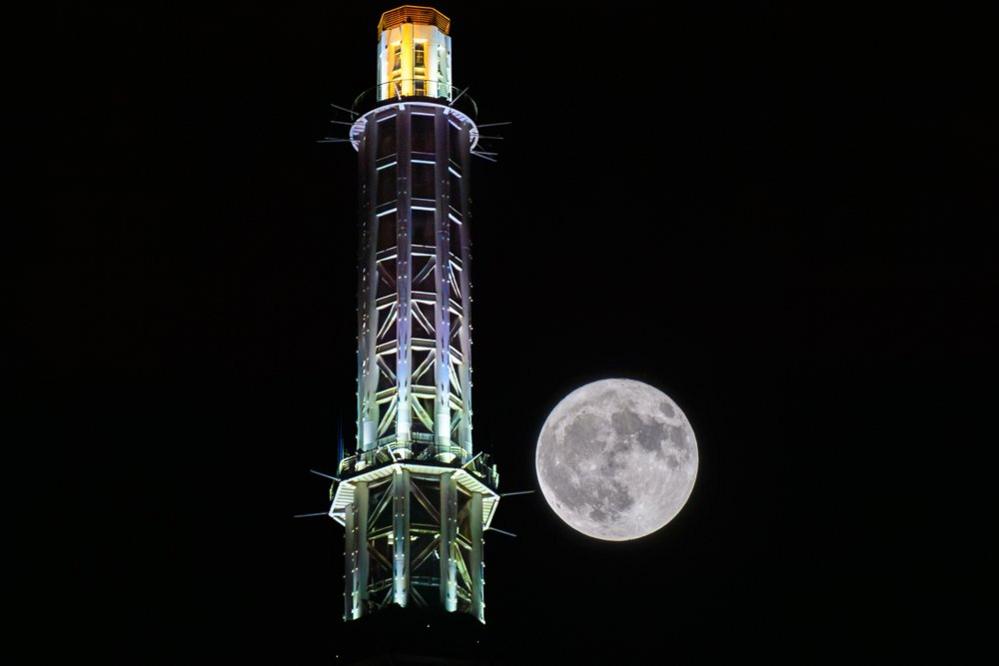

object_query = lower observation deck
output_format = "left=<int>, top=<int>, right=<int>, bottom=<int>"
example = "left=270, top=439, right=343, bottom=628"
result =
left=329, top=457, right=500, bottom=531
left=332, top=447, right=499, bottom=621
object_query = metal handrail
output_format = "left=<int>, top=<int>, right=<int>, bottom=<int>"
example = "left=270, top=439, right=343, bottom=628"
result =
left=337, top=440, right=494, bottom=477
left=349, top=80, right=479, bottom=118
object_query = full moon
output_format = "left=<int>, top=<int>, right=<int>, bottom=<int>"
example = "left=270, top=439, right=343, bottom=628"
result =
left=535, top=379, right=698, bottom=541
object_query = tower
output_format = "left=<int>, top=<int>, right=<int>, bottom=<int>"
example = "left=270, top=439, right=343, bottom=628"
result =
left=329, top=6, right=499, bottom=624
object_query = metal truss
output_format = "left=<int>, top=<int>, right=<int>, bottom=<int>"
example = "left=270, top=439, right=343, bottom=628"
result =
left=331, top=100, right=499, bottom=624
left=350, top=101, right=480, bottom=469
left=334, top=463, right=494, bottom=622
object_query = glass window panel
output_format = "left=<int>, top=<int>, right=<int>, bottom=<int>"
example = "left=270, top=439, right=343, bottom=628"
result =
left=411, top=114, right=434, bottom=153
left=449, top=124, right=461, bottom=162
left=377, top=117, right=396, bottom=158
left=412, top=209, right=436, bottom=246
left=412, top=162, right=435, bottom=199
left=449, top=168, right=461, bottom=200
left=377, top=164, right=396, bottom=204
left=449, top=217, right=462, bottom=256
left=376, top=256, right=395, bottom=298
left=377, top=212, right=397, bottom=249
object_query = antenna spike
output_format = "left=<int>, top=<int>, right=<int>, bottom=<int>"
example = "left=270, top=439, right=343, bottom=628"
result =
left=329, top=102, right=357, bottom=116
left=310, top=469, right=340, bottom=482
left=471, top=151, right=498, bottom=163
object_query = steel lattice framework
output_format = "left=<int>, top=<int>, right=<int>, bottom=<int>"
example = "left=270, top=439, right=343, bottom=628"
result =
left=327, top=6, right=499, bottom=625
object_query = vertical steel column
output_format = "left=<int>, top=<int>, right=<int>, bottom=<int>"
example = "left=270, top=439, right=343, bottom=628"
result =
left=429, top=32, right=443, bottom=99
left=433, top=109, right=453, bottom=460
left=358, top=116, right=381, bottom=458
left=395, top=108, right=413, bottom=453
left=469, top=491, right=484, bottom=622
left=343, top=497, right=358, bottom=619
left=453, top=120, right=474, bottom=457
left=356, top=481, right=370, bottom=612
left=438, top=471, right=458, bottom=611
left=376, top=32, right=387, bottom=98
left=400, top=22, right=414, bottom=97
left=391, top=468, right=411, bottom=607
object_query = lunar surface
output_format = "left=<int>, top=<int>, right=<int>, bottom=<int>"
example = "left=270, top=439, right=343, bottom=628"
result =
left=535, top=379, right=698, bottom=541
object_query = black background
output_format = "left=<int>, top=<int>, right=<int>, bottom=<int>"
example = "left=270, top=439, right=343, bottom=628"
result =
left=19, top=1, right=995, bottom=663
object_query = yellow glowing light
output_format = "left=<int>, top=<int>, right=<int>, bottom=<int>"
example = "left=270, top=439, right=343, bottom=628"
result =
left=376, top=6, right=453, bottom=100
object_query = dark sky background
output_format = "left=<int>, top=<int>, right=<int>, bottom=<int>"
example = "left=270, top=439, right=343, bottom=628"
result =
left=19, top=1, right=995, bottom=663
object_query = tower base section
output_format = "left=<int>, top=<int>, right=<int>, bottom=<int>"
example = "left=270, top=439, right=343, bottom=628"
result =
left=331, top=461, right=498, bottom=623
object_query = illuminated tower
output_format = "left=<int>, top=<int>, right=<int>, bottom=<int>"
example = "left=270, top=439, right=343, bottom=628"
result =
left=328, top=6, right=499, bottom=624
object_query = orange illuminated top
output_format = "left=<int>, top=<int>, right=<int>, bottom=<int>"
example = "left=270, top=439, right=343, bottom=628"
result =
left=377, top=5, right=450, bottom=36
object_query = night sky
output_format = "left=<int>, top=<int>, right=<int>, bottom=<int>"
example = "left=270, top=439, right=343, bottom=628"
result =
left=20, top=1, right=995, bottom=663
